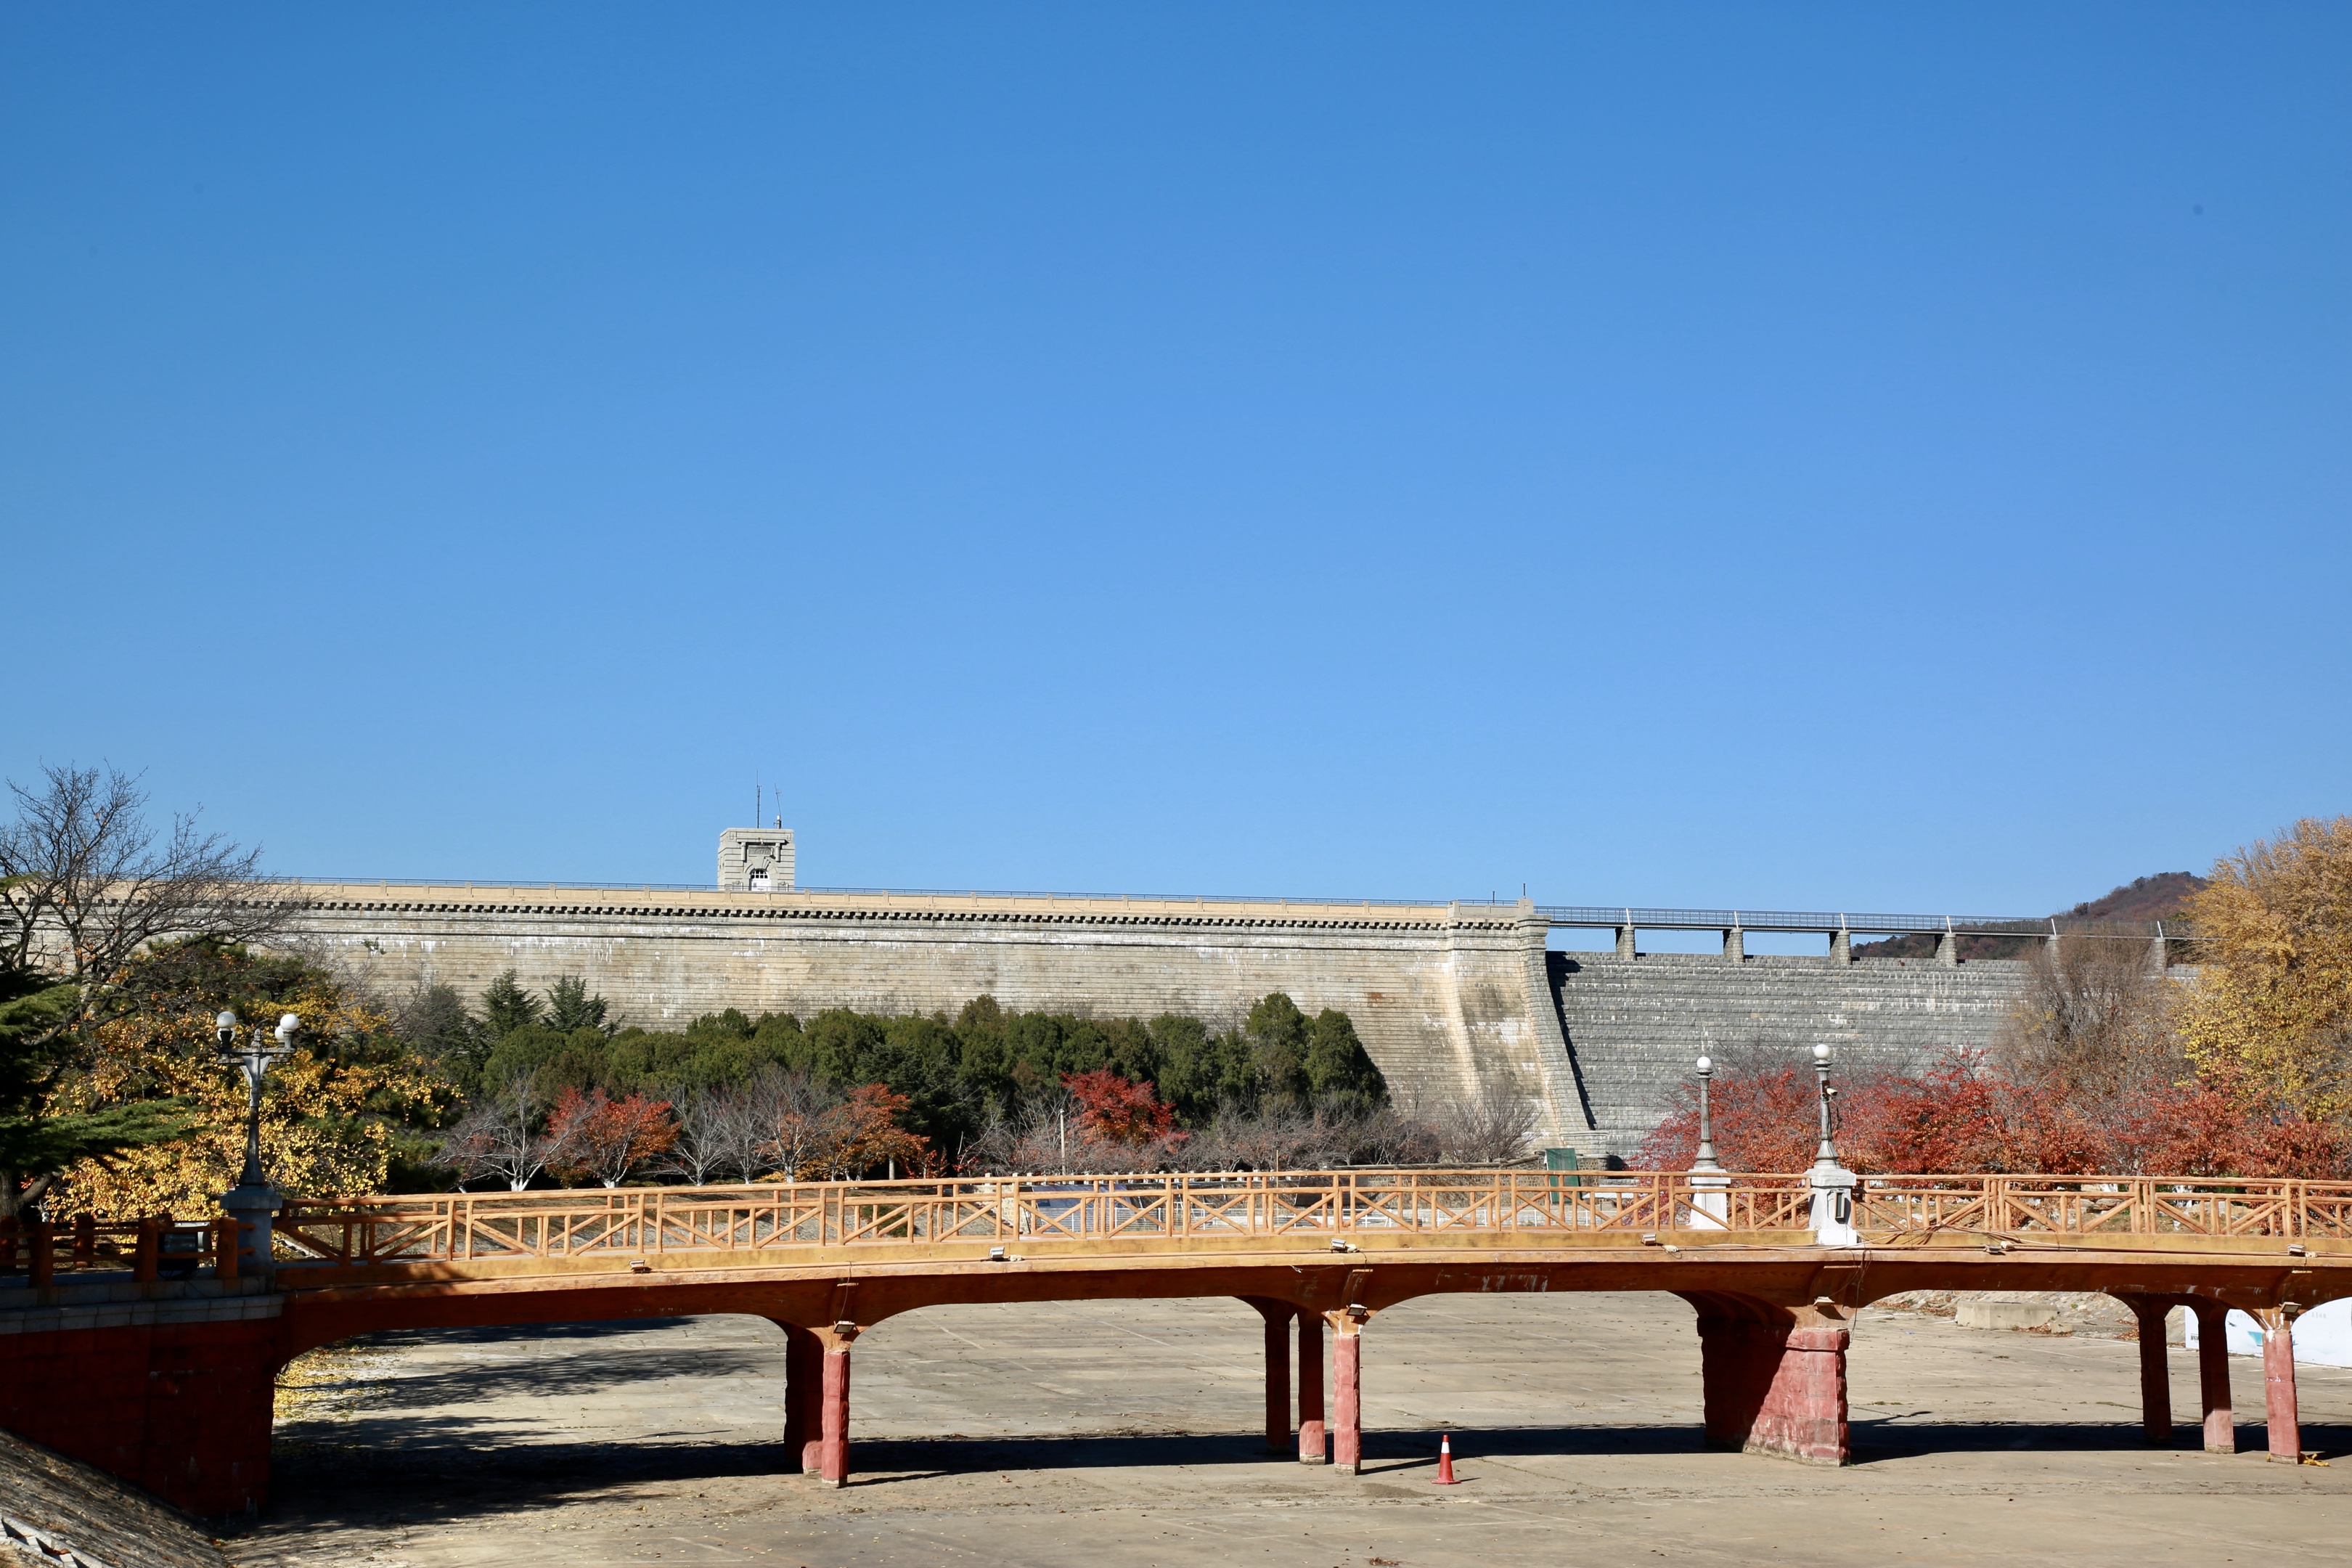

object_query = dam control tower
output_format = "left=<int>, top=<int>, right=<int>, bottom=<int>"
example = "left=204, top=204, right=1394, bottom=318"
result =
left=718, top=825, right=795, bottom=891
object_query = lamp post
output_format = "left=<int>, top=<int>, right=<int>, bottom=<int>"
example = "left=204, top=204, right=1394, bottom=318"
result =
left=215, top=1009, right=298, bottom=1274
left=1691, top=1056, right=1723, bottom=1174
left=1686, top=1055, right=1729, bottom=1228
left=1807, top=1043, right=1859, bottom=1246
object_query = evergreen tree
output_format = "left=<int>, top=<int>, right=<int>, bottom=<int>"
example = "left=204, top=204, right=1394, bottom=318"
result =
left=1304, top=1009, right=1387, bottom=1113
left=544, top=975, right=613, bottom=1035
left=1245, top=992, right=1313, bottom=1106
left=0, top=970, right=198, bottom=1217
left=478, top=971, right=543, bottom=1037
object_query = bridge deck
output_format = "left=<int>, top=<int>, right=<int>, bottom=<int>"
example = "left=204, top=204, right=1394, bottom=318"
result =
left=273, top=1169, right=2352, bottom=1284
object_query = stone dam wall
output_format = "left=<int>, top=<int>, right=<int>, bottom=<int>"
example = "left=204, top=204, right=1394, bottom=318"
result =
left=268, top=883, right=2046, bottom=1160
left=1545, top=950, right=2034, bottom=1157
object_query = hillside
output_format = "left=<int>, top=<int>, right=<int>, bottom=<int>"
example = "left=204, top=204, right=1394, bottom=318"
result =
left=1853, top=871, right=2208, bottom=960
left=2059, top=870, right=2208, bottom=923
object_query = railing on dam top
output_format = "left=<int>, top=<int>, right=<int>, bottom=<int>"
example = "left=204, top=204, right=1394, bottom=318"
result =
left=1539, top=907, right=2189, bottom=940
left=268, top=880, right=2184, bottom=941
left=270, top=1169, right=2352, bottom=1270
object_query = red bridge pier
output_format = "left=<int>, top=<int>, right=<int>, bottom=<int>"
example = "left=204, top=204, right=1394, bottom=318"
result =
left=2258, top=1307, right=2300, bottom=1461
left=1298, top=1308, right=1326, bottom=1464
left=1242, top=1297, right=1293, bottom=1454
left=0, top=1286, right=285, bottom=1518
left=775, top=1322, right=824, bottom=1477
left=1686, top=1294, right=1851, bottom=1466
left=819, top=1331, right=854, bottom=1487
left=1332, top=1313, right=1364, bottom=1474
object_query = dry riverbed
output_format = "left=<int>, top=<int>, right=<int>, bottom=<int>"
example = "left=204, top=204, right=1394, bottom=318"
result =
left=232, top=1291, right=2352, bottom=1567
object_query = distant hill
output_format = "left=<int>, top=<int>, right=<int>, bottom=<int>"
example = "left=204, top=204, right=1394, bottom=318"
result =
left=1853, top=871, right=2208, bottom=960
left=2059, top=871, right=2208, bottom=923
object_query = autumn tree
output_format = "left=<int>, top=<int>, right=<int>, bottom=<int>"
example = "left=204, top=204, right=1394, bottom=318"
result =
left=0, top=766, right=295, bottom=1218
left=2177, top=817, right=2352, bottom=1129
left=1, top=972, right=199, bottom=1217
left=544, top=1087, right=677, bottom=1187
left=1635, top=1047, right=1825, bottom=1172
left=1063, top=1069, right=1179, bottom=1145
left=759, top=1081, right=928, bottom=1180
left=46, top=941, right=454, bottom=1218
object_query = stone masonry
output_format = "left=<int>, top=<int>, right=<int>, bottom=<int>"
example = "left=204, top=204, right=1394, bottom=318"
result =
left=1547, top=950, right=2035, bottom=1157
left=275, top=884, right=1589, bottom=1148
left=263, top=880, right=2054, bottom=1159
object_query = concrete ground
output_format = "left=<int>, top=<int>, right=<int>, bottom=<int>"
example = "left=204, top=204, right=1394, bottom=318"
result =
left=234, top=1292, right=2352, bottom=1568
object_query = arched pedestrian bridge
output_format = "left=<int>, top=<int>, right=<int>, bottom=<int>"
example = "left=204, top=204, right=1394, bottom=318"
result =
left=3, top=1167, right=2344, bottom=1518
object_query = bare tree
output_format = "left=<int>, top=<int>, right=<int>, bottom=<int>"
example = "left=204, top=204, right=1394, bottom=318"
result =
left=751, top=1069, right=850, bottom=1180
left=1422, top=1087, right=1540, bottom=1165
left=1176, top=1101, right=1442, bottom=1172
left=1996, top=938, right=2184, bottom=1153
left=1, top=764, right=290, bottom=1000
left=431, top=1074, right=558, bottom=1191
left=655, top=1085, right=759, bottom=1186
left=965, top=1094, right=1151, bottom=1175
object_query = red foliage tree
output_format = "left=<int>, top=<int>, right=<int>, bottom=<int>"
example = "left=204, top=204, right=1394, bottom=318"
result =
left=1063, top=1069, right=1180, bottom=1146
left=1633, top=1061, right=1821, bottom=1172
left=545, top=1088, right=679, bottom=1188
left=2123, top=1085, right=2348, bottom=1178
left=1838, top=1055, right=2006, bottom=1173
left=1636, top=1045, right=2350, bottom=1179
left=768, top=1082, right=932, bottom=1180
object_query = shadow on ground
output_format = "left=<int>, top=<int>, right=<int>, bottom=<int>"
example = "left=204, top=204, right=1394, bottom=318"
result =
left=259, top=1416, right=2352, bottom=1535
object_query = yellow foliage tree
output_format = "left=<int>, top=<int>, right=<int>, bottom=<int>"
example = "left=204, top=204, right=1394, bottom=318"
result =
left=2178, top=816, right=2352, bottom=1126
left=46, top=942, right=454, bottom=1220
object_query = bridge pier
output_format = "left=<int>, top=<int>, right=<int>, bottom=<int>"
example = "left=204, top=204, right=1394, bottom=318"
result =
left=2120, top=1298, right=2173, bottom=1444
left=1298, top=1309, right=1327, bottom=1463
left=1691, top=1299, right=1850, bottom=1466
left=2259, top=1308, right=2300, bottom=1462
left=1331, top=1314, right=1363, bottom=1475
left=777, top=1323, right=823, bottom=1476
left=820, top=1331, right=855, bottom=1487
left=2193, top=1302, right=2235, bottom=1453
left=1241, top=1297, right=1294, bottom=1453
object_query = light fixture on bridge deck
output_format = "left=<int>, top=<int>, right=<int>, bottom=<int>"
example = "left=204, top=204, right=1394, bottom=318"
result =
left=1690, top=1057, right=1724, bottom=1175
left=1684, top=1056, right=1731, bottom=1228
left=214, top=1010, right=301, bottom=1275
left=1808, top=1044, right=1860, bottom=1247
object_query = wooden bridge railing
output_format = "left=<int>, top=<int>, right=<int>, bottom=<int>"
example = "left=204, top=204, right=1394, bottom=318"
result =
left=0, top=1214, right=241, bottom=1283
left=271, top=1169, right=2352, bottom=1270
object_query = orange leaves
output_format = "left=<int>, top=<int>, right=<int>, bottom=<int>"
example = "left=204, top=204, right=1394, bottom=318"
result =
left=545, top=1089, right=680, bottom=1188
left=2121, top=1084, right=2348, bottom=1179
left=1062, top=1069, right=1177, bottom=1146
left=1633, top=1059, right=1819, bottom=1173
left=1636, top=1045, right=2351, bottom=1179
left=767, top=1082, right=931, bottom=1182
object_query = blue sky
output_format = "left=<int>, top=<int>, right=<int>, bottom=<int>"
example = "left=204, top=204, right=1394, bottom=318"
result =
left=4, top=7, right=2346, bottom=915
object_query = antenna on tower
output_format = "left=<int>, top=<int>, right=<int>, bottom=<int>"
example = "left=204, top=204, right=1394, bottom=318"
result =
left=756, top=773, right=761, bottom=830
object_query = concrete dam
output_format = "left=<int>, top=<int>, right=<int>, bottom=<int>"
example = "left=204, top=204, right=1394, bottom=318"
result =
left=267, top=837, right=2168, bottom=1156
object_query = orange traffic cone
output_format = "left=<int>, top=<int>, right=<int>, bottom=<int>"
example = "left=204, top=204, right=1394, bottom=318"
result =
left=1433, top=1432, right=1459, bottom=1485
